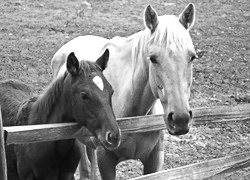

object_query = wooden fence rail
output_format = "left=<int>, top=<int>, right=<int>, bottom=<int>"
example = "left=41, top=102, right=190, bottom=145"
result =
left=130, top=151, right=250, bottom=180
left=3, top=103, right=250, bottom=145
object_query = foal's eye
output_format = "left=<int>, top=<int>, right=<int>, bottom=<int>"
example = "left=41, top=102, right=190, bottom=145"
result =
left=80, top=92, right=90, bottom=101
left=149, top=56, right=158, bottom=64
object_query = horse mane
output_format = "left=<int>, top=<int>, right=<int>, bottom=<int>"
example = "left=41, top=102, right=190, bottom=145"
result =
left=29, top=60, right=100, bottom=124
left=131, top=31, right=150, bottom=72
left=29, top=72, right=68, bottom=124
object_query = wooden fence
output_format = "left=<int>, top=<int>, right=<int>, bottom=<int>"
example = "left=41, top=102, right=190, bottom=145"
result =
left=0, top=107, right=7, bottom=180
left=1, top=104, right=250, bottom=179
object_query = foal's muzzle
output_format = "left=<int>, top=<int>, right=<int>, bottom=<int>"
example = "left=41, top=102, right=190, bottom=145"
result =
left=97, top=128, right=121, bottom=151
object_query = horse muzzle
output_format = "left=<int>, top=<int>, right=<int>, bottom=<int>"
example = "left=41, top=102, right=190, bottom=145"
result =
left=97, top=128, right=121, bottom=151
left=164, top=110, right=192, bottom=135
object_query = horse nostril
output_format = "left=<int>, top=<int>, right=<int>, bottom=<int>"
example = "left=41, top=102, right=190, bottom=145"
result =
left=189, top=110, right=193, bottom=119
left=106, top=132, right=117, bottom=145
left=167, top=112, right=175, bottom=128
left=168, top=112, right=174, bottom=121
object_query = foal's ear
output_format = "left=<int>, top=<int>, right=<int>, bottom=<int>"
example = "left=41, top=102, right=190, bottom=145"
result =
left=96, top=49, right=109, bottom=71
left=144, top=5, right=159, bottom=32
left=179, top=3, right=195, bottom=30
left=67, top=52, right=80, bottom=76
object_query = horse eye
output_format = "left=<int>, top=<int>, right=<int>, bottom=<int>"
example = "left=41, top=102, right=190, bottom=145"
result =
left=149, top=57, right=158, bottom=64
left=190, top=55, right=197, bottom=62
left=80, top=92, right=90, bottom=101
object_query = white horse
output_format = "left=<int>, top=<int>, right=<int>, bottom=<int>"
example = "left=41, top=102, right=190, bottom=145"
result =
left=51, top=3, right=197, bottom=180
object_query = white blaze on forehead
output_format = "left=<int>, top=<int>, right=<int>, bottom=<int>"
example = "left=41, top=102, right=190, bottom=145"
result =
left=93, top=76, right=104, bottom=91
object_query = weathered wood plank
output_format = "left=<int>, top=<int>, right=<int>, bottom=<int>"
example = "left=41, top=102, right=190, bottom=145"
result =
left=0, top=106, right=7, bottom=180
left=193, top=103, right=250, bottom=125
left=3, top=104, right=250, bottom=145
left=3, top=123, right=92, bottom=145
left=204, top=157, right=250, bottom=180
left=129, top=152, right=250, bottom=180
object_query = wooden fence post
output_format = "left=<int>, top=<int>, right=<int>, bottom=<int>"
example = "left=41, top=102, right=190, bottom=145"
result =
left=0, top=106, right=7, bottom=180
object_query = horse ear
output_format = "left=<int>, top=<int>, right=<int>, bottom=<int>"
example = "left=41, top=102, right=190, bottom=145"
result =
left=96, top=49, right=109, bottom=71
left=144, top=5, right=159, bottom=32
left=67, top=52, right=79, bottom=76
left=179, top=3, right=195, bottom=30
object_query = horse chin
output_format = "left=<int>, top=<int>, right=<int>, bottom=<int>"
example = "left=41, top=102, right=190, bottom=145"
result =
left=167, top=127, right=189, bottom=136
left=98, top=139, right=120, bottom=151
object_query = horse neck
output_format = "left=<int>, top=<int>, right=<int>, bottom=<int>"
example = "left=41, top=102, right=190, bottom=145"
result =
left=111, top=30, right=156, bottom=117
left=28, top=75, right=71, bottom=125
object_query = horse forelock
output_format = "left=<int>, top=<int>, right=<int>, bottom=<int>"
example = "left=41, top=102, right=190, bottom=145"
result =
left=78, top=60, right=102, bottom=77
left=149, top=15, right=194, bottom=51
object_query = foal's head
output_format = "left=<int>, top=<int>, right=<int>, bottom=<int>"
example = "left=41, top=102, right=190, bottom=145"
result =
left=65, top=49, right=121, bottom=150
left=145, top=4, right=197, bottom=135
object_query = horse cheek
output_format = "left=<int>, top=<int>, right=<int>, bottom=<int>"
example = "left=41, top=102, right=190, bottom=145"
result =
left=149, top=67, right=159, bottom=98
left=71, top=99, right=85, bottom=126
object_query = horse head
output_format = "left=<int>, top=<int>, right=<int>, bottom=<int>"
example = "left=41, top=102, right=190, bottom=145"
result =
left=65, top=49, right=121, bottom=150
left=145, top=4, right=197, bottom=135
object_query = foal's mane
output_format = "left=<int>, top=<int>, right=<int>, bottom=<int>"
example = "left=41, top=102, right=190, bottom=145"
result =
left=29, top=61, right=101, bottom=124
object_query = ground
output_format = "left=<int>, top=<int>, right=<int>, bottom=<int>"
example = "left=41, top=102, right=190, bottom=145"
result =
left=0, top=0, right=250, bottom=179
